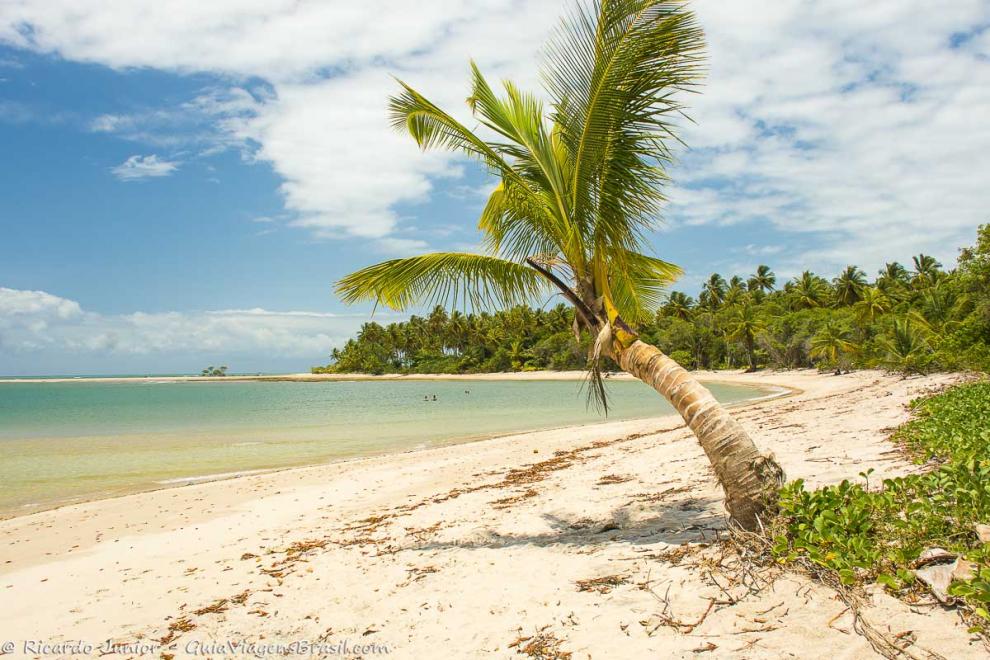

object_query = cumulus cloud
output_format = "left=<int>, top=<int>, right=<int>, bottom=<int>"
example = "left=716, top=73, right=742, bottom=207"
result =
left=668, top=0, right=990, bottom=275
left=0, top=0, right=561, bottom=249
left=0, top=287, right=368, bottom=364
left=111, top=154, right=179, bottom=180
left=1, top=0, right=989, bottom=268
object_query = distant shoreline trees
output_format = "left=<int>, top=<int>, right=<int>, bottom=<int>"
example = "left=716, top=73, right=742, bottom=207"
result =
left=316, top=226, right=990, bottom=377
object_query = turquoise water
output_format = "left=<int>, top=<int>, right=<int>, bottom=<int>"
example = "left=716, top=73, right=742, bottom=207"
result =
left=0, top=379, right=772, bottom=517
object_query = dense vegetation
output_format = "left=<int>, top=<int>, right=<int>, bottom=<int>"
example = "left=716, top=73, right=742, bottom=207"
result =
left=317, top=226, right=990, bottom=375
left=771, top=381, right=990, bottom=627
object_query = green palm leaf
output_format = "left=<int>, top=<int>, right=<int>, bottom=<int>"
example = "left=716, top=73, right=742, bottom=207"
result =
left=335, top=253, right=549, bottom=312
left=545, top=0, right=705, bottom=242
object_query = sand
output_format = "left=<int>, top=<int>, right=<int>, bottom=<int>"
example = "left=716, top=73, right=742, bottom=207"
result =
left=0, top=369, right=983, bottom=659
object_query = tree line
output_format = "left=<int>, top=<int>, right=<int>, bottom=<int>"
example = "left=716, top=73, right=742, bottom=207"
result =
left=316, top=225, right=990, bottom=376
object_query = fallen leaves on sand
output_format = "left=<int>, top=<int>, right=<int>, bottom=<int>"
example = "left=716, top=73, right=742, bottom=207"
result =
left=159, top=617, right=195, bottom=645
left=400, top=565, right=440, bottom=586
left=403, top=522, right=442, bottom=542
left=597, top=474, right=633, bottom=485
left=193, top=598, right=228, bottom=615
left=491, top=488, right=539, bottom=509
left=575, top=574, right=629, bottom=594
left=509, top=629, right=572, bottom=659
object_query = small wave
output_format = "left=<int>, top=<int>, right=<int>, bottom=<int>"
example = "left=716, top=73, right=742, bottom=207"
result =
left=157, top=468, right=270, bottom=485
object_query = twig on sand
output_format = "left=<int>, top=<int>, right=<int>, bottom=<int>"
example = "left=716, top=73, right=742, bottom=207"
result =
left=826, top=606, right=850, bottom=633
left=641, top=583, right=717, bottom=636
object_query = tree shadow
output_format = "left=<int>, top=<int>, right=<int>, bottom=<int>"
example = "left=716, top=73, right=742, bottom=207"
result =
left=415, top=496, right=727, bottom=553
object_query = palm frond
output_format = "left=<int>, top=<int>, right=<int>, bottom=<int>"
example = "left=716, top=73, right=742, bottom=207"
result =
left=478, top=181, right=564, bottom=261
left=606, top=248, right=682, bottom=322
left=544, top=0, right=706, bottom=243
left=335, top=253, right=548, bottom=312
left=388, top=80, right=517, bottom=179
left=468, top=63, right=587, bottom=270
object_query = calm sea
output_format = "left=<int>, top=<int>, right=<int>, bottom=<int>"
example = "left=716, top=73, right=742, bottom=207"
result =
left=0, top=378, right=774, bottom=517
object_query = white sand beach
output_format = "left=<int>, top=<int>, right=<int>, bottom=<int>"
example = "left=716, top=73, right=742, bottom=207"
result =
left=0, top=370, right=981, bottom=658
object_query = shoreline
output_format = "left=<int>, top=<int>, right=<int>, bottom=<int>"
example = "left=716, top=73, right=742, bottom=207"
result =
left=0, top=375, right=793, bottom=523
left=0, top=368, right=746, bottom=384
left=1, top=370, right=979, bottom=657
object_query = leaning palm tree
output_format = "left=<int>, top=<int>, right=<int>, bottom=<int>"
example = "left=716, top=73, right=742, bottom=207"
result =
left=336, top=0, right=783, bottom=529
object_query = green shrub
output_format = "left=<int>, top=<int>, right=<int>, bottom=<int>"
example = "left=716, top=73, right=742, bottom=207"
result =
left=771, top=381, right=990, bottom=626
left=668, top=349, right=696, bottom=370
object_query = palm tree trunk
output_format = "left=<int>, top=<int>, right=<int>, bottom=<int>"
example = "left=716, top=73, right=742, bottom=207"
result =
left=617, top=339, right=783, bottom=530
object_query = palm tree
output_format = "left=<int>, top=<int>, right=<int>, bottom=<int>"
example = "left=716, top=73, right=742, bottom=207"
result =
left=852, top=286, right=890, bottom=325
left=790, top=271, right=827, bottom=309
left=723, top=278, right=748, bottom=307
left=911, top=254, right=943, bottom=290
left=876, top=261, right=910, bottom=300
left=880, top=317, right=932, bottom=373
left=663, top=291, right=694, bottom=320
left=335, top=1, right=782, bottom=529
left=878, top=261, right=909, bottom=286
left=726, top=304, right=766, bottom=372
left=702, top=273, right=727, bottom=309
left=747, top=265, right=776, bottom=294
left=810, top=321, right=854, bottom=374
left=832, top=265, right=866, bottom=306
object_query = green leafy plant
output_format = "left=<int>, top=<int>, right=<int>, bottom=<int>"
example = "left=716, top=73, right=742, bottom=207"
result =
left=771, top=381, right=990, bottom=630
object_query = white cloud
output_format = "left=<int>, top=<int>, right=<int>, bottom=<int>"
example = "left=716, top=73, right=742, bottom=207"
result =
left=0, top=0, right=562, bottom=251
left=667, top=0, right=990, bottom=274
left=739, top=244, right=785, bottom=258
left=111, top=154, right=179, bottom=180
left=0, top=287, right=369, bottom=362
left=1, top=0, right=988, bottom=267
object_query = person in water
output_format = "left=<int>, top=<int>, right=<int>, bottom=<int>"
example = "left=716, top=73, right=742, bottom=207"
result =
left=432, top=394, right=437, bottom=401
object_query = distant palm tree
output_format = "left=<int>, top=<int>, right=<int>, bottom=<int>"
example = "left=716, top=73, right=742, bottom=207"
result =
left=335, top=1, right=782, bottom=529
left=833, top=265, right=867, bottom=306
left=852, top=286, right=890, bottom=324
left=911, top=254, right=943, bottom=289
left=747, top=265, right=776, bottom=293
left=880, top=317, right=931, bottom=373
left=810, top=321, right=854, bottom=374
left=663, top=291, right=694, bottom=320
left=791, top=271, right=827, bottom=309
left=723, top=278, right=748, bottom=307
left=702, top=273, right=727, bottom=309
left=726, top=304, right=766, bottom=372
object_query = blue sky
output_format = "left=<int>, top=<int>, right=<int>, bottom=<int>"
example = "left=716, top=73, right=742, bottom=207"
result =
left=1, top=1, right=988, bottom=375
